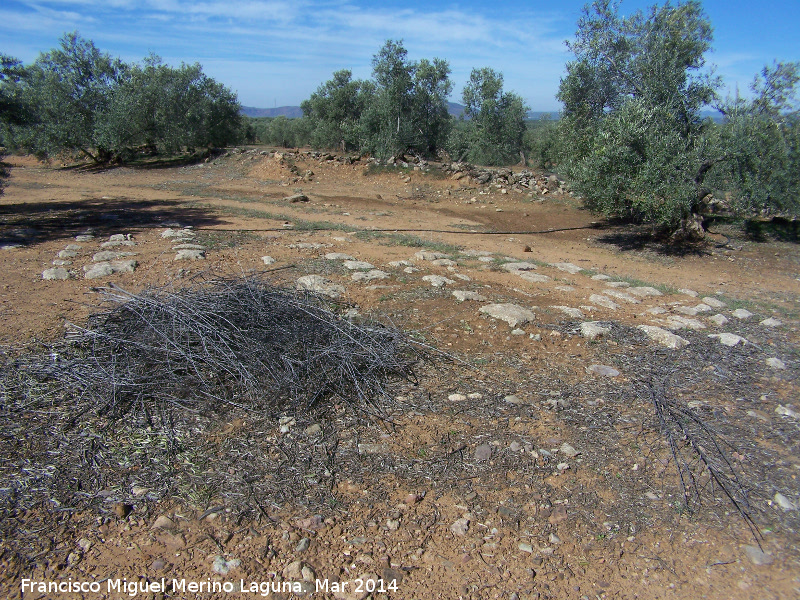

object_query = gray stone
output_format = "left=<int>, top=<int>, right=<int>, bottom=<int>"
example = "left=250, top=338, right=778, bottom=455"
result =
left=386, top=260, right=412, bottom=267
left=289, top=242, right=326, bottom=250
left=479, top=303, right=536, bottom=328
left=64, top=244, right=82, bottom=251
left=774, top=492, right=796, bottom=511
left=638, top=325, right=689, bottom=349
left=552, top=305, right=584, bottom=319
left=452, top=290, right=487, bottom=302
left=295, top=537, right=311, bottom=552
left=93, top=250, right=136, bottom=262
left=100, top=240, right=136, bottom=248
left=732, top=308, right=754, bottom=320
left=212, top=555, right=241, bottom=575
left=766, top=357, right=786, bottom=370
left=324, top=252, right=356, bottom=261
left=760, top=317, right=783, bottom=327
left=709, top=333, right=747, bottom=347
left=502, top=261, right=538, bottom=272
left=83, top=263, right=115, bottom=279
left=52, top=259, right=72, bottom=266
left=629, top=286, right=663, bottom=297
left=422, top=275, right=455, bottom=287
left=42, top=267, right=72, bottom=280
left=75, top=235, right=95, bottom=242
left=550, top=262, right=583, bottom=274
left=701, top=296, right=727, bottom=309
left=451, top=518, right=470, bottom=536
left=664, top=315, right=706, bottom=330
left=351, top=269, right=389, bottom=282
left=171, top=244, right=205, bottom=250
left=604, top=281, right=630, bottom=288
left=559, top=442, right=580, bottom=457
left=432, top=258, right=457, bottom=267
left=174, top=249, right=205, bottom=260
left=518, top=272, right=551, bottom=283
left=646, top=306, right=668, bottom=315
left=286, top=193, right=309, bottom=202
left=679, top=288, right=699, bottom=297
left=296, top=275, right=346, bottom=299
left=343, top=260, right=375, bottom=270
left=580, top=322, right=611, bottom=340
left=413, top=250, right=450, bottom=261
left=161, top=228, right=195, bottom=239
left=602, top=289, right=641, bottom=303
left=591, top=274, right=612, bottom=281
left=518, top=542, right=534, bottom=553
left=586, top=364, right=620, bottom=377
left=776, top=405, right=799, bottom=419
left=589, top=294, right=620, bottom=310
left=743, top=545, right=773, bottom=566
left=58, top=250, right=78, bottom=258
left=261, top=256, right=276, bottom=265
left=474, top=444, right=492, bottom=461
left=674, top=304, right=712, bottom=316
left=709, top=314, right=729, bottom=326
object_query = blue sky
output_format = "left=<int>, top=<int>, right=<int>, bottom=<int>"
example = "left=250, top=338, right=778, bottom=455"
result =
left=2, top=0, right=798, bottom=111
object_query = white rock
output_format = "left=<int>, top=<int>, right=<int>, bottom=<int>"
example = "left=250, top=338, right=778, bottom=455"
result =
left=479, top=303, right=536, bottom=328
left=766, top=357, right=786, bottom=370
left=776, top=405, right=799, bottom=419
left=679, top=288, right=699, bottom=297
left=760, top=317, right=783, bottom=327
left=732, top=308, right=754, bottom=320
left=638, top=325, right=689, bottom=349
left=589, top=294, right=619, bottom=310
left=646, top=306, right=668, bottom=315
left=296, top=275, right=345, bottom=299
left=386, top=260, right=411, bottom=267
left=174, top=249, right=205, bottom=260
left=552, top=305, right=584, bottom=319
left=518, top=272, right=551, bottom=283
left=701, top=296, right=727, bottom=309
left=261, top=256, right=276, bottom=265
left=559, top=442, right=580, bottom=457
left=351, top=269, right=389, bottom=282
left=432, top=258, right=457, bottom=267
left=629, top=286, right=663, bottom=297
left=550, top=262, right=583, bottom=274
left=664, top=316, right=706, bottom=330
left=93, top=250, right=136, bottom=262
left=413, top=250, right=450, bottom=261
left=42, top=267, right=72, bottom=280
left=324, top=252, right=356, bottom=261
left=452, top=290, right=487, bottom=302
left=604, top=281, right=630, bottom=288
left=502, top=262, right=538, bottom=272
left=603, top=289, right=641, bottom=303
left=451, top=517, right=470, bottom=536
left=709, top=314, right=729, bottom=326
left=591, top=274, right=611, bottom=281
left=422, top=275, right=455, bottom=287
left=448, top=393, right=467, bottom=402
left=343, top=260, right=375, bottom=270
left=774, top=492, right=797, bottom=511
left=708, top=333, right=747, bottom=347
left=580, top=322, right=610, bottom=340
left=586, top=364, right=620, bottom=377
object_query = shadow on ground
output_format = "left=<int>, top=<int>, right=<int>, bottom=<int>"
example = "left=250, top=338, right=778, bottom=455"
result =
left=0, top=196, right=224, bottom=247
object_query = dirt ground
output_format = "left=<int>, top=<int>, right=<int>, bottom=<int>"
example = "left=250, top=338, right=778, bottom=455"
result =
left=1, top=149, right=799, bottom=600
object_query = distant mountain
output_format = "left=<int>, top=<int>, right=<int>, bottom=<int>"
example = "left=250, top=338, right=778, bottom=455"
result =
left=241, top=106, right=304, bottom=118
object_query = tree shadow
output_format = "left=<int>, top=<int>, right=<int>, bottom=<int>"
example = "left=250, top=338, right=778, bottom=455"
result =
left=594, top=223, right=710, bottom=257
left=0, top=196, right=224, bottom=247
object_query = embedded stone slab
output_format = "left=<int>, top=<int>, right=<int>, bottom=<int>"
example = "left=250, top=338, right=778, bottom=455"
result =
left=663, top=315, right=706, bottom=330
left=646, top=306, right=668, bottom=315
left=709, top=333, right=748, bottom=346
left=550, top=262, right=583, bottom=274
left=161, top=228, right=195, bottom=238
left=760, top=317, right=783, bottom=327
left=422, top=275, right=455, bottom=287
left=766, top=357, right=786, bottom=370
left=296, top=275, right=345, bottom=299
left=452, top=290, right=487, bottom=302
left=638, top=325, right=689, bottom=349
left=518, top=272, right=551, bottom=283
left=84, top=260, right=137, bottom=279
left=679, top=288, right=699, bottom=297
left=580, top=322, right=611, bottom=340
left=343, top=260, right=375, bottom=270
left=75, top=235, right=95, bottom=242
left=351, top=269, right=389, bottom=282
left=64, top=244, right=82, bottom=251
left=174, top=249, right=205, bottom=260
left=731, top=308, right=754, bottom=320
left=289, top=242, right=327, bottom=250
left=386, top=260, right=412, bottom=268
left=674, top=304, right=712, bottom=316
left=453, top=273, right=471, bottom=281
left=629, top=286, right=663, bottom=297
left=586, top=364, right=620, bottom=377
left=93, top=250, right=136, bottom=262
left=709, top=314, right=729, bottom=326
left=172, top=244, right=205, bottom=250
left=604, top=281, right=630, bottom=288
left=413, top=250, right=450, bottom=261
left=432, top=258, right=457, bottom=267
left=477, top=256, right=495, bottom=263
left=42, top=267, right=72, bottom=280
left=701, top=296, right=726, bottom=309
left=589, top=294, right=619, bottom=310
left=602, top=289, right=641, bottom=303
left=591, top=274, right=612, bottom=281
left=325, top=252, right=356, bottom=261
left=479, top=303, right=536, bottom=328
left=552, top=306, right=584, bottom=319
left=502, top=262, right=538, bottom=272
left=58, top=250, right=78, bottom=259
left=100, top=240, right=136, bottom=248
left=52, top=259, right=72, bottom=266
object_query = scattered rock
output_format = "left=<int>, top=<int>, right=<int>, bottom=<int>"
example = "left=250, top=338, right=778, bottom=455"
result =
left=413, top=251, right=450, bottom=261
left=42, top=267, right=72, bottom=280
left=261, top=256, right=276, bottom=265
left=152, top=515, right=175, bottom=529
left=602, top=289, right=641, bottom=303
left=774, top=492, right=797, bottom=511
left=679, top=288, right=699, bottom=297
left=638, top=325, right=689, bottom=349
left=52, top=259, right=72, bottom=266
left=743, top=545, right=773, bottom=566
left=93, top=250, right=136, bottom=262
left=212, top=555, right=241, bottom=575
left=550, top=262, right=583, bottom=274
left=502, top=262, right=538, bottom=272
left=776, top=405, right=799, bottom=419
left=518, top=272, right=551, bottom=283
left=295, top=537, right=311, bottom=552
left=766, top=357, right=786, bottom=370
left=422, top=275, right=455, bottom=287
left=343, top=260, right=375, bottom=270
left=432, top=258, right=457, bottom=267
left=452, top=290, right=487, bottom=302
left=592, top=274, right=612, bottom=281
left=84, top=260, right=137, bottom=279
left=589, top=294, right=619, bottom=310
left=296, top=275, right=345, bottom=299
left=58, top=250, right=78, bottom=259
left=586, top=364, right=620, bottom=377
left=709, top=314, right=729, bottom=326
left=171, top=244, right=204, bottom=250
left=448, top=393, right=467, bottom=402
left=174, top=249, right=206, bottom=260
left=732, top=308, right=754, bottom=320
left=479, top=303, right=536, bottom=328
left=451, top=517, right=470, bottom=536
left=580, top=322, right=611, bottom=340
left=474, top=444, right=492, bottom=462
left=559, top=442, right=580, bottom=457
left=664, top=315, right=706, bottom=330
left=325, top=252, right=356, bottom=261
left=351, top=269, right=389, bottom=282
left=708, top=333, right=747, bottom=346
left=518, top=542, right=534, bottom=553
left=760, top=317, right=783, bottom=327
left=701, top=296, right=727, bottom=309
left=552, top=305, right=584, bottom=319
left=629, top=286, right=663, bottom=297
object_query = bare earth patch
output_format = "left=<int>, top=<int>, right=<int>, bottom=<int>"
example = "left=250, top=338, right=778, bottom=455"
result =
left=1, top=150, right=799, bottom=600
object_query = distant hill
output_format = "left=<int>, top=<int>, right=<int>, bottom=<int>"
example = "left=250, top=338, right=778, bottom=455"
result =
left=241, top=106, right=304, bottom=118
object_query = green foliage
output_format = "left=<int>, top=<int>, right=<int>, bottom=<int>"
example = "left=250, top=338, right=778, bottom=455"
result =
left=7, top=32, right=243, bottom=164
left=450, top=68, right=527, bottom=166
left=557, top=1, right=799, bottom=232
left=248, top=116, right=313, bottom=148
left=523, top=115, right=561, bottom=169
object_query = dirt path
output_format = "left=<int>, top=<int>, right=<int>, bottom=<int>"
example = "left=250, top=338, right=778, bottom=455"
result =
left=1, top=151, right=799, bottom=599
